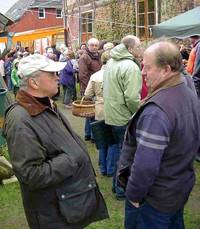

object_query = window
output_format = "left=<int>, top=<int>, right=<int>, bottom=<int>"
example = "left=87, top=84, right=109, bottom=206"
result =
left=56, top=9, right=62, bottom=18
left=38, top=8, right=45, bottom=19
left=81, top=11, right=93, bottom=42
left=87, top=13, right=93, bottom=33
left=136, top=0, right=156, bottom=39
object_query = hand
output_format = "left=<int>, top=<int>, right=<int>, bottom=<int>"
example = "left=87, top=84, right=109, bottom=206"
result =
left=130, top=201, right=139, bottom=208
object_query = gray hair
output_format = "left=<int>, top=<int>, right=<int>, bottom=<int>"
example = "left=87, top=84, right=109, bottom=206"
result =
left=121, top=35, right=140, bottom=49
left=20, top=70, right=41, bottom=89
left=88, top=38, right=99, bottom=46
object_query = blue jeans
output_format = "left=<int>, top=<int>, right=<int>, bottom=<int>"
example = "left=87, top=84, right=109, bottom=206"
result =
left=99, top=144, right=117, bottom=175
left=6, top=75, right=13, bottom=91
left=85, top=117, right=95, bottom=138
left=63, top=86, right=75, bottom=105
left=111, top=124, right=127, bottom=198
left=125, top=199, right=185, bottom=229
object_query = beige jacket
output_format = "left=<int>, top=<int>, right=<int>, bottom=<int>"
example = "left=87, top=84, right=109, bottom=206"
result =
left=84, top=66, right=105, bottom=120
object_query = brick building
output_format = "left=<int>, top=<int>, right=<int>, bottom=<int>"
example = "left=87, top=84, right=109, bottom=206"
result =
left=5, top=0, right=64, bottom=53
left=66, top=0, right=200, bottom=46
left=2, top=0, right=200, bottom=50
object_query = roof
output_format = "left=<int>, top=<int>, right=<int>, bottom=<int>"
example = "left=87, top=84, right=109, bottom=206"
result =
left=152, top=7, right=200, bottom=38
left=30, top=0, right=63, bottom=9
left=5, top=0, right=34, bottom=21
left=0, top=13, right=14, bottom=32
left=5, top=0, right=62, bottom=22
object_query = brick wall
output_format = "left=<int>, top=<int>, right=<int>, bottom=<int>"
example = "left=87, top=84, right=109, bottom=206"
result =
left=68, top=14, right=79, bottom=44
left=9, top=8, right=63, bottom=33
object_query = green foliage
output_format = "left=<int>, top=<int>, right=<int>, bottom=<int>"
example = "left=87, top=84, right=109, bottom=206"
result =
left=95, top=0, right=136, bottom=41
left=0, top=145, right=10, bottom=161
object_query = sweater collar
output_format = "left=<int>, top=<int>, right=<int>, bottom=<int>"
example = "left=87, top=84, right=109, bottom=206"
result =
left=142, top=73, right=182, bottom=105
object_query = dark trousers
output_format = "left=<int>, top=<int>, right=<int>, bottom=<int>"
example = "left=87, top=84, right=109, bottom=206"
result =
left=99, top=144, right=117, bottom=175
left=85, top=117, right=95, bottom=138
left=125, top=199, right=185, bottom=229
left=63, top=85, right=75, bottom=105
left=111, top=124, right=127, bottom=198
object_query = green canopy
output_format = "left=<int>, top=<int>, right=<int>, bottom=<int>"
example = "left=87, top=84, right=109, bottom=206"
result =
left=152, top=7, right=200, bottom=38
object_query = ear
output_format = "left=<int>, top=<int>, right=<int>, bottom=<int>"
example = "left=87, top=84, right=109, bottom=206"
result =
left=28, top=78, right=39, bottom=89
left=162, top=65, right=171, bottom=76
left=128, top=47, right=133, bottom=53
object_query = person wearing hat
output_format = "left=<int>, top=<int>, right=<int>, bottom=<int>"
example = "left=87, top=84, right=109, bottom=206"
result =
left=3, top=54, right=108, bottom=229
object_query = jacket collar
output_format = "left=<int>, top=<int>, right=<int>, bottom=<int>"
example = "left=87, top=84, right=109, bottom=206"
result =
left=142, top=73, right=182, bottom=105
left=85, top=47, right=100, bottom=60
left=16, top=90, right=51, bottom=116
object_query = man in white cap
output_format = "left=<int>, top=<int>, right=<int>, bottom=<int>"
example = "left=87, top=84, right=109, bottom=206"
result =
left=3, top=54, right=108, bottom=229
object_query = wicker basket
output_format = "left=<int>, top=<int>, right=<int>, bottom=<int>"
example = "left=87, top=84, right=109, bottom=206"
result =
left=72, top=97, right=95, bottom=118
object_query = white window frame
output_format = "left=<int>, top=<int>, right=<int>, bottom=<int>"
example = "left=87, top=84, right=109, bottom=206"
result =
left=56, top=9, right=62, bottom=18
left=38, top=8, right=45, bottom=19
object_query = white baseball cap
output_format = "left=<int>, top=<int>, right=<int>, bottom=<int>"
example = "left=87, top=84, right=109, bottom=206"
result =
left=18, top=54, right=66, bottom=77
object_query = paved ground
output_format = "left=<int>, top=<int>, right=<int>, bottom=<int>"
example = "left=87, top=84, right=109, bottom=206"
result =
left=58, top=102, right=85, bottom=138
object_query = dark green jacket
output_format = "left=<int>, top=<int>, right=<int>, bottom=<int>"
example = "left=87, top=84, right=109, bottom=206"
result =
left=3, top=90, right=108, bottom=229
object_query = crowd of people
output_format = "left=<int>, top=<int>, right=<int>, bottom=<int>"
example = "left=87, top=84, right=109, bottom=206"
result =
left=1, top=34, right=200, bottom=228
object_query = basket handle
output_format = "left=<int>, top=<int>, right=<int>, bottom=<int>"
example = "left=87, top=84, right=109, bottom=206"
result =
left=80, top=96, right=85, bottom=105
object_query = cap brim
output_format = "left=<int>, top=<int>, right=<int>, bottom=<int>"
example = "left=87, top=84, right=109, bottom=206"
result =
left=41, top=61, right=66, bottom=72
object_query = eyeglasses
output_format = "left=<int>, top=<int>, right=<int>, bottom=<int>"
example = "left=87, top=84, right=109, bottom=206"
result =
left=41, top=71, right=57, bottom=78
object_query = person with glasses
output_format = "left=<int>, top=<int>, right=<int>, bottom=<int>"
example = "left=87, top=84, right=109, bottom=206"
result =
left=3, top=54, right=108, bottom=229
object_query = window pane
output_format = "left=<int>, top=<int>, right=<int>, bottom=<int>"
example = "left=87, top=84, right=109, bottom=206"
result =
left=56, top=9, right=62, bottom=18
left=138, top=27, right=145, bottom=37
left=82, top=23, right=87, bottom=32
left=88, top=23, right=92, bottom=32
left=81, top=12, right=93, bottom=33
left=148, top=0, right=154, bottom=11
left=138, top=2, right=145, bottom=13
left=39, top=9, right=44, bottom=18
left=82, top=16, right=86, bottom=23
left=138, top=14, right=145, bottom=26
left=88, top=13, right=92, bottom=22
left=148, top=13, right=155, bottom=25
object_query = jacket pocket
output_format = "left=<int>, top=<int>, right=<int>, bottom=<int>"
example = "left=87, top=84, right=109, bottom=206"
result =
left=56, top=177, right=98, bottom=224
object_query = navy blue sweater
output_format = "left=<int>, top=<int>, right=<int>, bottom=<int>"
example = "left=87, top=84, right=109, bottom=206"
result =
left=120, top=83, right=200, bottom=213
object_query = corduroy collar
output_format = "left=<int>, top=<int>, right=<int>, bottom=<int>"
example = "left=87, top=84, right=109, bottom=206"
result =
left=16, top=90, right=53, bottom=116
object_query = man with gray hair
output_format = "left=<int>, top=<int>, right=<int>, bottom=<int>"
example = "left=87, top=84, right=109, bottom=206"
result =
left=3, top=54, right=108, bottom=228
left=103, top=35, right=142, bottom=200
left=79, top=38, right=102, bottom=142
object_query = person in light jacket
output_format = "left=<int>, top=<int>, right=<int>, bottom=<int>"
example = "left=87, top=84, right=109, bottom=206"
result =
left=85, top=50, right=117, bottom=177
